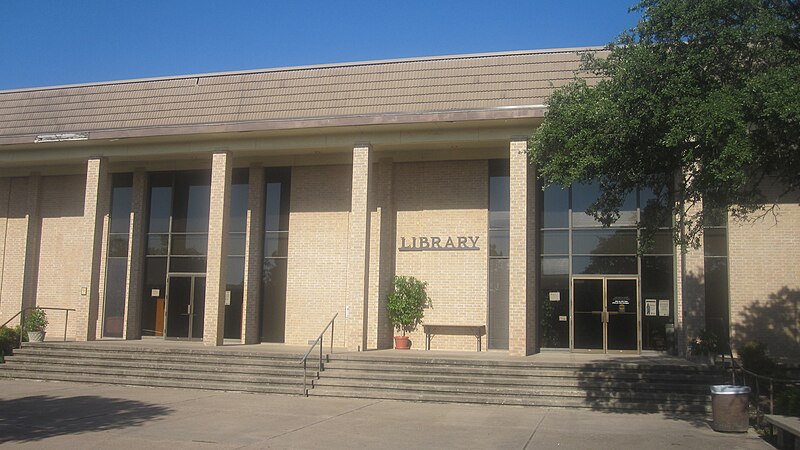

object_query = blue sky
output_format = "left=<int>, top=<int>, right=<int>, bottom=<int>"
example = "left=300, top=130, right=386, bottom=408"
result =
left=0, top=1, right=640, bottom=90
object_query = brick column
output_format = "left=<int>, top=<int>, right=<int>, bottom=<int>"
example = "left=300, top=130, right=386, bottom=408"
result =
left=242, top=165, right=264, bottom=344
left=123, top=168, right=147, bottom=340
left=203, top=151, right=232, bottom=346
left=76, top=158, right=110, bottom=341
left=345, top=144, right=372, bottom=351
left=21, top=173, right=41, bottom=311
left=508, top=139, right=536, bottom=356
left=676, top=203, right=706, bottom=355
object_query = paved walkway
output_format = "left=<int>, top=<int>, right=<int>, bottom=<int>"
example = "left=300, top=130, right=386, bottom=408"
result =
left=0, top=379, right=771, bottom=449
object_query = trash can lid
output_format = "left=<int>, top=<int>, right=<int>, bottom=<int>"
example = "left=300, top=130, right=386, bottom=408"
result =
left=710, top=385, right=751, bottom=394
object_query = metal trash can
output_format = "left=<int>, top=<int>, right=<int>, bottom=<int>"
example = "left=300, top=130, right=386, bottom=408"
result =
left=710, top=385, right=751, bottom=432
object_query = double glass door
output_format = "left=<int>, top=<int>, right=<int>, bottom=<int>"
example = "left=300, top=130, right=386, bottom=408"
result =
left=572, top=277, right=639, bottom=353
left=165, top=274, right=206, bottom=339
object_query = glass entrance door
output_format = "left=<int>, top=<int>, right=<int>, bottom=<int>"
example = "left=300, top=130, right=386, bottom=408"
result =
left=165, top=275, right=206, bottom=339
left=572, top=277, right=639, bottom=353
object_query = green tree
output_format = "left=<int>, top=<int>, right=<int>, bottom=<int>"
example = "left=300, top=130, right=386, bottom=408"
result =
left=529, top=0, right=800, bottom=248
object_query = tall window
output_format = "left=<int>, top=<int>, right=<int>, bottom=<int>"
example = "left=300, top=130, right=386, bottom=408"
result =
left=103, top=173, right=133, bottom=338
left=225, top=169, right=249, bottom=339
left=488, top=159, right=509, bottom=350
left=261, top=168, right=291, bottom=342
left=703, top=205, right=729, bottom=349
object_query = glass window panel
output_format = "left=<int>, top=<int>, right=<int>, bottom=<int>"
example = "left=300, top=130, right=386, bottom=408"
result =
left=264, top=182, right=283, bottom=231
left=641, top=256, right=674, bottom=301
left=572, top=229, right=637, bottom=255
left=264, top=232, right=289, bottom=258
left=102, top=257, right=128, bottom=338
left=146, top=234, right=169, bottom=255
left=141, top=257, right=166, bottom=337
left=170, top=234, right=208, bottom=256
left=108, top=234, right=129, bottom=257
left=227, top=233, right=246, bottom=257
left=572, top=181, right=636, bottom=227
left=639, top=186, right=672, bottom=228
left=539, top=272, right=569, bottom=349
left=148, top=185, right=172, bottom=233
left=572, top=256, right=638, bottom=274
left=542, top=184, right=569, bottom=229
left=487, top=258, right=509, bottom=350
left=109, top=175, right=132, bottom=233
left=489, top=160, right=510, bottom=230
left=704, top=257, right=730, bottom=345
left=704, top=228, right=727, bottom=256
left=541, top=256, right=569, bottom=276
left=541, top=230, right=568, bottom=255
left=489, top=230, right=509, bottom=258
left=646, top=231, right=675, bottom=255
left=261, top=258, right=288, bottom=342
left=227, top=257, right=245, bottom=287
left=704, top=205, right=728, bottom=227
left=144, top=257, right=167, bottom=286
left=169, top=257, right=207, bottom=273
left=229, top=182, right=249, bottom=233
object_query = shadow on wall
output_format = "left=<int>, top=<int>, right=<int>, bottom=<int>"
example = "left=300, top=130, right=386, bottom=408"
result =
left=732, top=287, right=800, bottom=360
left=0, top=395, right=172, bottom=443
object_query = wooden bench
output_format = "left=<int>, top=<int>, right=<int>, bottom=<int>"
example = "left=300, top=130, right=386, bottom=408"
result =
left=422, top=324, right=486, bottom=352
left=764, top=414, right=800, bottom=450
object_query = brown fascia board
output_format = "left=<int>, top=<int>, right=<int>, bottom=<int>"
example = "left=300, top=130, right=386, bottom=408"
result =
left=0, top=105, right=547, bottom=148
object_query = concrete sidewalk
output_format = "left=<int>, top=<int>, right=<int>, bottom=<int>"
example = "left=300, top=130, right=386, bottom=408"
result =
left=0, top=379, right=771, bottom=449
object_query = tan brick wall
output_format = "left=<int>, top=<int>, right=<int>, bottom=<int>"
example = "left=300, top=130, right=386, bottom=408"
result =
left=203, top=152, right=232, bottom=346
left=0, top=177, right=30, bottom=326
left=509, top=140, right=535, bottom=355
left=284, top=165, right=351, bottom=348
left=393, top=160, right=488, bottom=351
left=35, top=174, right=87, bottom=340
left=728, top=187, right=800, bottom=358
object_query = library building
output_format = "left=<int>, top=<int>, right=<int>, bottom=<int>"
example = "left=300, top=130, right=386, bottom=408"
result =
left=0, top=48, right=797, bottom=358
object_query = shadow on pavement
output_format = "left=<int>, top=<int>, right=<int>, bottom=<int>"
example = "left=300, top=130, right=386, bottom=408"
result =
left=0, top=394, right=172, bottom=443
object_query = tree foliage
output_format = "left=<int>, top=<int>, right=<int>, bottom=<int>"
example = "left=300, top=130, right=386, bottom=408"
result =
left=528, top=0, right=800, bottom=247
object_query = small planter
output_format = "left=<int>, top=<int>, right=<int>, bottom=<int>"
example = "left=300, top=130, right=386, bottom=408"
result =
left=28, top=331, right=45, bottom=342
left=394, top=336, right=411, bottom=350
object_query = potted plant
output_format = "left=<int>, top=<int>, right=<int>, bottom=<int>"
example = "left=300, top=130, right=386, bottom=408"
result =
left=386, top=275, right=430, bottom=350
left=688, top=329, right=718, bottom=364
left=24, top=308, right=48, bottom=342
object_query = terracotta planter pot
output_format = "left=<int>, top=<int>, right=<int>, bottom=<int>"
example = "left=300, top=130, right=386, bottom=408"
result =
left=394, top=335, right=411, bottom=350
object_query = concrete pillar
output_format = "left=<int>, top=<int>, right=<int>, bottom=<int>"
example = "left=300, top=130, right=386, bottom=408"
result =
left=242, top=165, right=264, bottom=344
left=21, top=173, right=41, bottom=311
left=76, top=158, right=110, bottom=341
left=123, top=168, right=147, bottom=340
left=508, top=139, right=537, bottom=356
left=345, top=144, right=372, bottom=351
left=203, top=151, right=232, bottom=346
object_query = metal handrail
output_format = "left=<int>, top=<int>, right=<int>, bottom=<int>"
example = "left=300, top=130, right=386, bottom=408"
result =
left=299, top=313, right=338, bottom=396
left=1, top=307, right=76, bottom=348
left=726, top=348, right=800, bottom=416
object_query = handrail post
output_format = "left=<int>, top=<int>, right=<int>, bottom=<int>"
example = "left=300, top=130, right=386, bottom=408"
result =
left=302, top=359, right=307, bottom=396
left=64, top=310, right=69, bottom=342
left=319, top=335, right=323, bottom=375
left=330, top=318, right=335, bottom=356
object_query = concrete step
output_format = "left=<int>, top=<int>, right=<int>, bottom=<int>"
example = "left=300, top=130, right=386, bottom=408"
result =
left=0, top=368, right=303, bottom=395
left=1, top=360, right=306, bottom=386
left=307, top=386, right=711, bottom=414
left=312, top=376, right=710, bottom=402
left=323, top=361, right=719, bottom=384
left=14, top=346, right=304, bottom=368
left=7, top=354, right=307, bottom=377
left=317, top=368, right=711, bottom=393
